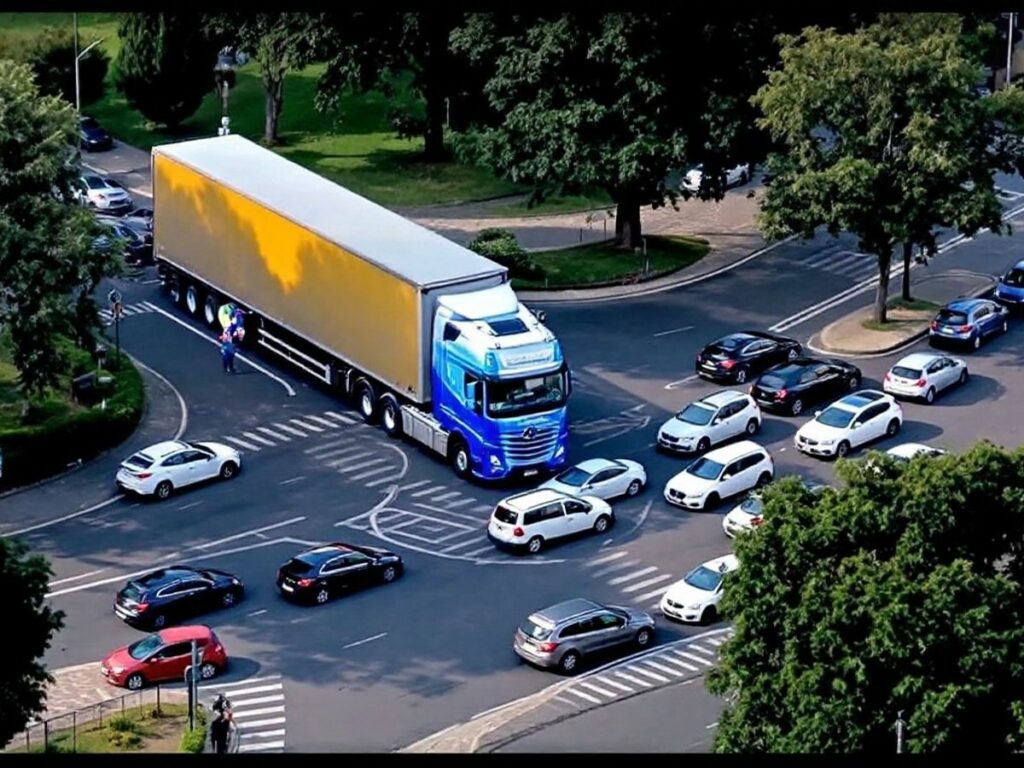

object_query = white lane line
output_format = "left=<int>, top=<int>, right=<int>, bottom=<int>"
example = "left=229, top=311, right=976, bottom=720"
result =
left=50, top=568, right=107, bottom=586
left=411, top=485, right=449, bottom=498
left=577, top=681, right=618, bottom=699
left=627, top=665, right=669, bottom=683
left=235, top=717, right=286, bottom=730
left=303, top=414, right=343, bottom=429
left=565, top=688, right=602, bottom=705
left=657, top=655, right=698, bottom=672
left=674, top=650, right=714, bottom=667
left=304, top=437, right=353, bottom=454
left=289, top=418, right=324, bottom=432
left=240, top=729, right=286, bottom=738
left=119, top=306, right=136, bottom=315
left=445, top=497, right=476, bottom=509
left=279, top=476, right=305, bottom=486
left=412, top=503, right=486, bottom=525
left=225, top=435, right=261, bottom=451
left=653, top=325, right=694, bottom=337
left=238, top=741, right=285, bottom=752
left=271, top=422, right=306, bottom=438
left=195, top=517, right=305, bottom=549
left=591, top=560, right=642, bottom=578
left=461, top=545, right=496, bottom=558
left=429, top=491, right=463, bottom=502
left=664, top=374, right=701, bottom=391
left=343, top=632, right=387, bottom=649
left=608, top=566, right=658, bottom=585
left=199, top=674, right=281, bottom=690
left=643, top=659, right=685, bottom=677
left=587, top=550, right=629, bottom=567
left=4, top=495, right=121, bottom=539
left=441, top=537, right=487, bottom=553
left=706, top=722, right=719, bottom=730
left=315, top=445, right=364, bottom=460
left=620, top=573, right=675, bottom=593
left=338, top=458, right=389, bottom=473
left=242, top=431, right=276, bottom=446
left=351, top=466, right=399, bottom=482
left=398, top=480, right=431, bottom=491
left=229, top=694, right=284, bottom=707
left=176, top=501, right=202, bottom=511
left=247, top=609, right=268, bottom=617
left=635, top=585, right=672, bottom=602
left=327, top=452, right=373, bottom=468
left=141, top=301, right=296, bottom=396
left=615, top=671, right=652, bottom=688
left=384, top=513, right=477, bottom=535
left=690, top=644, right=718, bottom=657
left=257, top=426, right=291, bottom=442
left=324, top=410, right=357, bottom=425
left=596, top=676, right=635, bottom=693
left=230, top=705, right=286, bottom=719
left=706, top=636, right=726, bottom=646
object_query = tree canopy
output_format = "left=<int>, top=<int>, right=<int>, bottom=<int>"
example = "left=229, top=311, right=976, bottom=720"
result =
left=0, top=26, right=109, bottom=106
left=708, top=443, right=1024, bottom=753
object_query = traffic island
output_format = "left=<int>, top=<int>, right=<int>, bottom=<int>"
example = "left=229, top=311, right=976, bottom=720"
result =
left=810, top=270, right=998, bottom=357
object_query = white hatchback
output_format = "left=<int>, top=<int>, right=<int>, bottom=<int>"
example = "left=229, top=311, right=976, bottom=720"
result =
left=661, top=554, right=739, bottom=624
left=657, top=390, right=761, bottom=454
left=488, top=489, right=614, bottom=555
left=539, top=458, right=647, bottom=500
left=883, top=352, right=968, bottom=404
left=73, top=173, right=132, bottom=212
left=116, top=440, right=242, bottom=500
left=794, top=390, right=903, bottom=459
left=663, top=440, right=774, bottom=511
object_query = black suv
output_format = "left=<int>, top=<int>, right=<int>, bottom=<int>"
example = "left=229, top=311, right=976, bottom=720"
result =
left=750, top=357, right=862, bottom=416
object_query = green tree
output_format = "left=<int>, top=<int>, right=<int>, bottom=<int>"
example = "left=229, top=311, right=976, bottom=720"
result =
left=754, top=14, right=1024, bottom=323
left=0, top=60, right=119, bottom=396
left=204, top=13, right=325, bottom=146
left=707, top=444, right=1024, bottom=753
left=114, top=13, right=218, bottom=129
left=0, top=26, right=109, bottom=106
left=0, top=538, right=65, bottom=747
left=466, top=228, right=542, bottom=280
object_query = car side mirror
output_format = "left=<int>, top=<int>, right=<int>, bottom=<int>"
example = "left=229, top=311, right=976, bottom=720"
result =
left=814, top=410, right=822, bottom=417
left=712, top=418, right=722, bottom=425
left=721, top=473, right=733, bottom=480
left=580, top=483, right=591, bottom=490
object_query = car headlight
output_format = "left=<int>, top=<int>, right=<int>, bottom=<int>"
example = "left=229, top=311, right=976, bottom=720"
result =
left=231, top=578, right=241, bottom=585
left=820, top=439, right=836, bottom=446
left=111, top=666, right=125, bottom=675
left=686, top=604, right=702, bottom=611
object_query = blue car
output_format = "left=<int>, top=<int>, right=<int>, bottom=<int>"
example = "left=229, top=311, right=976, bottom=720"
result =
left=79, top=115, right=113, bottom=152
left=994, top=259, right=1024, bottom=312
left=928, top=298, right=1008, bottom=351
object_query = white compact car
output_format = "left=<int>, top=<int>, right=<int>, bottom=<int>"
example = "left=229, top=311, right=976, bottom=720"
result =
left=540, top=458, right=647, bottom=500
left=886, top=443, right=947, bottom=462
left=487, top=489, right=614, bottom=554
left=116, top=440, right=242, bottom=500
left=660, top=554, right=739, bottom=624
left=722, top=480, right=828, bottom=538
left=73, top=173, right=132, bottom=212
left=663, top=440, right=773, bottom=511
left=883, top=352, right=967, bottom=404
left=657, top=390, right=761, bottom=454
left=794, top=390, right=903, bottom=459
left=681, top=163, right=751, bottom=192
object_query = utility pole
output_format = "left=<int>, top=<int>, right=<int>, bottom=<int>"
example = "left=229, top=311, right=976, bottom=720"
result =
left=73, top=13, right=79, bottom=114
left=895, top=710, right=906, bottom=754
left=1009, top=12, right=1016, bottom=88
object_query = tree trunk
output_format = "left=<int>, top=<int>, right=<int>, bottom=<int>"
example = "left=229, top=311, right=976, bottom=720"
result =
left=420, top=12, right=449, bottom=161
left=901, top=241, right=913, bottom=303
left=423, top=84, right=446, bottom=161
left=613, top=197, right=642, bottom=250
left=263, top=74, right=285, bottom=146
left=873, top=249, right=892, bottom=324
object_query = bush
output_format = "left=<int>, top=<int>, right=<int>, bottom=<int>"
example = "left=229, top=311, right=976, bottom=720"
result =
left=180, top=724, right=207, bottom=754
left=107, top=715, right=139, bottom=734
left=0, top=27, right=109, bottom=105
left=467, top=228, right=545, bottom=281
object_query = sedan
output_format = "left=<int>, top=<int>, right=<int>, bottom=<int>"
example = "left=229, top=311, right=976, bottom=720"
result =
left=994, top=258, right=1024, bottom=312
left=94, top=218, right=151, bottom=265
left=750, top=357, right=862, bottom=416
left=116, top=440, right=242, bottom=500
left=114, top=566, right=244, bottom=629
left=883, top=352, right=967, bottom=404
left=695, top=330, right=802, bottom=384
left=660, top=554, right=738, bottom=624
left=928, top=298, right=1008, bottom=350
left=681, top=163, right=751, bottom=192
left=74, top=173, right=132, bottom=213
left=794, top=390, right=902, bottom=459
left=120, top=206, right=154, bottom=243
left=885, top=443, right=947, bottom=462
left=79, top=115, right=113, bottom=151
left=277, top=542, right=403, bottom=605
left=102, top=625, right=227, bottom=690
left=540, top=458, right=646, bottom=500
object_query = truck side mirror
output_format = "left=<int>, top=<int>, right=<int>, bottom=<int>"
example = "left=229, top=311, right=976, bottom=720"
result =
left=465, top=380, right=479, bottom=406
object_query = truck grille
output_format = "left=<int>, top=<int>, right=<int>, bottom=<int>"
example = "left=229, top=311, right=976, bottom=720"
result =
left=499, top=425, right=560, bottom=464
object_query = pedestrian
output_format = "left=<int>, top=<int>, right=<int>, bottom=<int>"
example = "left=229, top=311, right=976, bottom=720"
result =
left=210, top=710, right=230, bottom=754
left=220, top=333, right=236, bottom=374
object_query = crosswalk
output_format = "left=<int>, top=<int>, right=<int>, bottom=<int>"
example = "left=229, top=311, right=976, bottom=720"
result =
left=583, top=549, right=678, bottom=609
left=199, top=674, right=286, bottom=753
left=98, top=302, right=156, bottom=324
left=787, top=247, right=879, bottom=280
left=222, top=410, right=359, bottom=453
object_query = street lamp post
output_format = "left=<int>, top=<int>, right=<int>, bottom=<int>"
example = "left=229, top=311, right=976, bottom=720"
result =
left=895, top=710, right=906, bottom=754
left=73, top=12, right=104, bottom=152
left=214, top=47, right=238, bottom=136
left=1008, top=12, right=1017, bottom=89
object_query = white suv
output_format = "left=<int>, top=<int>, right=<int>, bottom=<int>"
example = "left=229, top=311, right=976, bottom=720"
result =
left=657, top=390, right=761, bottom=454
left=661, top=554, right=738, bottom=624
left=487, top=489, right=614, bottom=555
left=663, top=440, right=773, bottom=511
left=794, top=390, right=903, bottom=459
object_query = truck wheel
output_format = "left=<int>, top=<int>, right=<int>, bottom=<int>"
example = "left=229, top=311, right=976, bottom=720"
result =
left=355, top=379, right=378, bottom=423
left=450, top=438, right=471, bottom=479
left=168, top=275, right=183, bottom=306
left=203, top=294, right=219, bottom=328
left=185, top=284, right=201, bottom=317
left=380, top=394, right=402, bottom=438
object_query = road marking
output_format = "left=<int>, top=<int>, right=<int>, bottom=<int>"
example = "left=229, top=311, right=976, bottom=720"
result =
left=303, top=414, right=343, bottom=429
left=429, top=491, right=463, bottom=502
left=239, top=740, right=286, bottom=752
left=195, top=517, right=305, bottom=549
left=615, top=671, right=652, bottom=688
left=706, top=722, right=719, bottom=730
left=591, top=559, right=642, bottom=577
left=141, top=301, right=296, bottom=396
left=352, top=466, right=400, bottom=482
left=324, top=410, right=357, bottom=425
left=577, top=681, right=618, bottom=699
left=627, top=665, right=669, bottom=683
left=462, top=544, right=496, bottom=558
left=690, top=644, right=718, bottom=657
left=199, top=674, right=281, bottom=690
left=588, top=550, right=629, bottom=567
left=445, top=497, right=476, bottom=509
left=289, top=418, right=324, bottom=432
left=242, top=431, right=276, bottom=446
left=315, top=445, right=364, bottom=460
left=230, top=694, right=284, bottom=707
left=279, top=476, right=305, bottom=486
left=225, top=435, right=261, bottom=451
left=230, top=705, right=286, bottom=719
left=608, top=566, right=658, bottom=585
left=643, top=659, right=685, bottom=677
left=441, top=538, right=488, bottom=553
left=565, top=688, right=602, bottom=705
left=247, top=610, right=268, bottom=617
left=620, top=573, right=675, bottom=593
left=327, top=452, right=373, bottom=468
left=338, top=458, right=389, bottom=473
left=658, top=655, right=698, bottom=672
left=176, top=501, right=203, bottom=511
left=240, top=729, right=286, bottom=738
left=343, top=632, right=387, bottom=649
left=596, top=676, right=635, bottom=693
left=653, top=325, right=694, bottom=337
left=50, top=568, right=107, bottom=586
left=472, top=504, right=493, bottom=513
left=674, top=650, right=714, bottom=667
left=412, top=503, right=485, bottom=526
left=411, top=485, right=449, bottom=497
left=3, top=495, right=121, bottom=538
left=706, top=636, right=726, bottom=646
left=257, top=426, right=292, bottom=441
left=664, top=374, right=701, bottom=391
left=635, top=585, right=672, bottom=602
left=304, top=438, right=354, bottom=454
left=398, top=480, right=432, bottom=492
left=236, top=717, right=286, bottom=729
left=273, top=422, right=307, bottom=438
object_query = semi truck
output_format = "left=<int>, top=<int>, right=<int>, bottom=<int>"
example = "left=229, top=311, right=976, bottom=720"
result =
left=151, top=135, right=570, bottom=481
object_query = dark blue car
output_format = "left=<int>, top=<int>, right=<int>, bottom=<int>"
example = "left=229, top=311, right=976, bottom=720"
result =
left=928, top=298, right=1008, bottom=351
left=994, top=259, right=1024, bottom=312
left=79, top=115, right=113, bottom=151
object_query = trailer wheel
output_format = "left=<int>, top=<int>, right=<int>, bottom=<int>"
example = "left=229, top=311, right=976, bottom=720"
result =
left=355, top=379, right=378, bottom=423
left=203, top=294, right=219, bottom=328
left=380, top=394, right=403, bottom=438
left=168, top=275, right=183, bottom=306
left=185, top=284, right=201, bottom=317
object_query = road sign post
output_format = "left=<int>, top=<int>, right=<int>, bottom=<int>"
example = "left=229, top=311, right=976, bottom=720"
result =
left=108, top=289, right=122, bottom=367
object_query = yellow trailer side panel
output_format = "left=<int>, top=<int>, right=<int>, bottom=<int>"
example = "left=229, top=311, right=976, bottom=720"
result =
left=153, top=153, right=422, bottom=399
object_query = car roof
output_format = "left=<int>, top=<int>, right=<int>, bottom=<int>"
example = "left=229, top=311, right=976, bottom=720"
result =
left=702, top=440, right=766, bottom=463
left=700, top=390, right=747, bottom=408
left=831, top=390, right=887, bottom=411
left=158, top=625, right=212, bottom=643
left=1008, top=259, right=1024, bottom=270
left=894, top=352, right=943, bottom=368
left=132, top=567, right=200, bottom=588
left=295, top=543, right=352, bottom=564
left=502, top=488, right=568, bottom=511
left=532, top=598, right=603, bottom=625
left=698, top=554, right=740, bottom=574
left=573, top=458, right=622, bottom=473
left=886, top=443, right=943, bottom=459
left=136, top=440, right=189, bottom=459
left=945, top=298, right=987, bottom=312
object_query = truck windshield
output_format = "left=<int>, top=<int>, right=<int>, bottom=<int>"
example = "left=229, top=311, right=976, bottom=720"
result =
left=486, top=371, right=566, bottom=418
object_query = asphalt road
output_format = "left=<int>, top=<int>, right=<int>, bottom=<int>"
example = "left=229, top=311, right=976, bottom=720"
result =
left=7, top=174, right=1024, bottom=752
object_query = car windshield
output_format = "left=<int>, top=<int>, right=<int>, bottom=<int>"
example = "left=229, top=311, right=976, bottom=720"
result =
left=494, top=505, right=518, bottom=525
left=120, top=583, right=144, bottom=601
left=676, top=403, right=715, bottom=426
left=712, top=336, right=746, bottom=351
left=891, top=366, right=922, bottom=379
left=80, top=117, right=99, bottom=129
left=284, top=558, right=315, bottom=575
left=1003, top=268, right=1024, bottom=287
left=486, top=370, right=567, bottom=418
left=519, top=619, right=552, bottom=641
left=84, top=176, right=109, bottom=190
left=686, top=457, right=724, bottom=481
left=684, top=565, right=723, bottom=592
left=553, top=467, right=591, bottom=486
left=937, top=309, right=968, bottom=325
left=127, top=634, right=163, bottom=660
left=739, top=496, right=763, bottom=515
left=816, top=406, right=855, bottom=429
left=759, top=373, right=792, bottom=388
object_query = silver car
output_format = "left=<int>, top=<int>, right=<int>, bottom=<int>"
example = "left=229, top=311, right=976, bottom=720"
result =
left=513, top=598, right=656, bottom=675
left=883, top=352, right=967, bottom=404
left=539, top=458, right=646, bottom=500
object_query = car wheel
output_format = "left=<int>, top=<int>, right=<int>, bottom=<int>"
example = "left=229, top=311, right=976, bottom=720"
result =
left=734, top=367, right=748, bottom=384
left=848, top=376, right=860, bottom=391
left=790, top=398, right=804, bottom=416
left=626, top=479, right=642, bottom=497
left=199, top=662, right=217, bottom=680
left=635, top=627, right=653, bottom=648
left=219, top=461, right=238, bottom=480
left=836, top=441, right=850, bottom=459
left=355, top=380, right=378, bottom=423
left=972, top=335, right=981, bottom=350
left=382, top=565, right=398, bottom=583
left=154, top=481, right=173, bottom=501
left=380, top=394, right=403, bottom=438
left=126, top=673, right=145, bottom=691
left=315, top=587, right=330, bottom=605
left=696, top=437, right=711, bottom=453
left=787, top=348, right=799, bottom=361
left=740, top=170, right=750, bottom=184
left=222, top=591, right=237, bottom=608
left=886, top=418, right=901, bottom=437
left=703, top=492, right=719, bottom=510
left=526, top=536, right=544, bottom=555
left=746, top=418, right=759, bottom=436
left=150, top=614, right=167, bottom=629
left=450, top=439, right=471, bottom=479
left=959, top=369, right=968, bottom=385
left=756, top=472, right=772, bottom=488
left=924, top=387, right=935, bottom=404
left=700, top=606, right=718, bottom=626
left=559, top=651, right=581, bottom=675
left=593, top=515, right=612, bottom=534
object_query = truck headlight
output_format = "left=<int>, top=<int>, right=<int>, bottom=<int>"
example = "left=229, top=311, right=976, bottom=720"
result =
left=554, top=444, right=565, bottom=458
left=489, top=455, right=502, bottom=469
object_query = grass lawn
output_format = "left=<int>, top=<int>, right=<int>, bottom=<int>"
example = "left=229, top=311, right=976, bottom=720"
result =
left=15, top=703, right=189, bottom=753
left=860, top=296, right=940, bottom=332
left=513, top=235, right=710, bottom=290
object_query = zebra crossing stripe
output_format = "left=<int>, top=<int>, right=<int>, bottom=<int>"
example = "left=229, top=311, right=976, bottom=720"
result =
left=242, top=431, right=276, bottom=446
left=595, top=676, right=634, bottom=693
left=338, top=458, right=389, bottom=473
left=428, top=491, right=462, bottom=502
left=445, top=497, right=476, bottom=509
left=615, top=671, right=652, bottom=688
left=225, top=436, right=261, bottom=451
left=325, top=411, right=357, bottom=425
left=441, top=538, right=487, bottom=553
left=635, top=586, right=671, bottom=603
left=130, top=302, right=150, bottom=312
left=274, top=422, right=308, bottom=438
left=398, top=480, right=431, bottom=491
left=620, top=573, right=674, bottom=593
left=219, top=684, right=281, bottom=697
left=411, top=485, right=448, bottom=498
left=230, top=705, right=285, bottom=719
left=592, top=560, right=642, bottom=578
left=257, top=426, right=291, bottom=442
left=230, top=694, right=285, bottom=707
left=657, top=655, right=698, bottom=673
left=289, top=418, right=324, bottom=432
left=199, top=674, right=281, bottom=690
left=241, top=729, right=286, bottom=738
left=608, top=566, right=658, bottom=585
left=303, top=414, right=342, bottom=429
left=589, top=550, right=629, bottom=567
left=690, top=644, right=717, bottom=657
left=315, top=446, right=363, bottom=460
left=565, top=688, right=602, bottom=705
left=350, top=466, right=399, bottom=482
left=239, top=741, right=285, bottom=752
left=674, top=650, right=714, bottom=667
left=577, top=681, right=618, bottom=699
left=236, top=717, right=285, bottom=729
left=706, top=636, right=726, bottom=646
left=627, top=665, right=669, bottom=684
left=642, top=659, right=685, bottom=677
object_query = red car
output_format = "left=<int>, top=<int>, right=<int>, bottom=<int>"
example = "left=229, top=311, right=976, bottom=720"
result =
left=100, top=625, right=227, bottom=690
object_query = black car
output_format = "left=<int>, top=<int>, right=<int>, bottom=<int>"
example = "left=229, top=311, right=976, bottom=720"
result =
left=114, top=566, right=244, bottom=629
left=695, top=330, right=803, bottom=384
left=117, top=207, right=154, bottom=247
left=276, top=542, right=403, bottom=605
left=94, top=219, right=152, bottom=265
left=79, top=115, right=113, bottom=151
left=750, top=357, right=862, bottom=416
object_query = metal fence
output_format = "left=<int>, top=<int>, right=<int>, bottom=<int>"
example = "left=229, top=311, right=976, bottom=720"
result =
left=9, top=684, right=186, bottom=753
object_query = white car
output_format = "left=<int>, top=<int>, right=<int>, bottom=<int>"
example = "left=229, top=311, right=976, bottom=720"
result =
left=883, top=352, right=968, bottom=404
left=885, top=443, right=947, bottom=462
left=540, top=458, right=647, bottom=500
left=657, top=390, right=761, bottom=454
left=660, top=554, right=739, bottom=624
left=663, top=440, right=773, bottom=511
left=73, top=173, right=132, bottom=212
left=794, top=390, right=903, bottom=459
left=681, top=163, right=751, bottom=192
left=487, top=489, right=614, bottom=555
left=116, top=440, right=242, bottom=500
left=722, top=480, right=828, bottom=538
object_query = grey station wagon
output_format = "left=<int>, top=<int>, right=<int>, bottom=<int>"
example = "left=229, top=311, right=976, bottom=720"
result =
left=513, top=598, right=656, bottom=675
